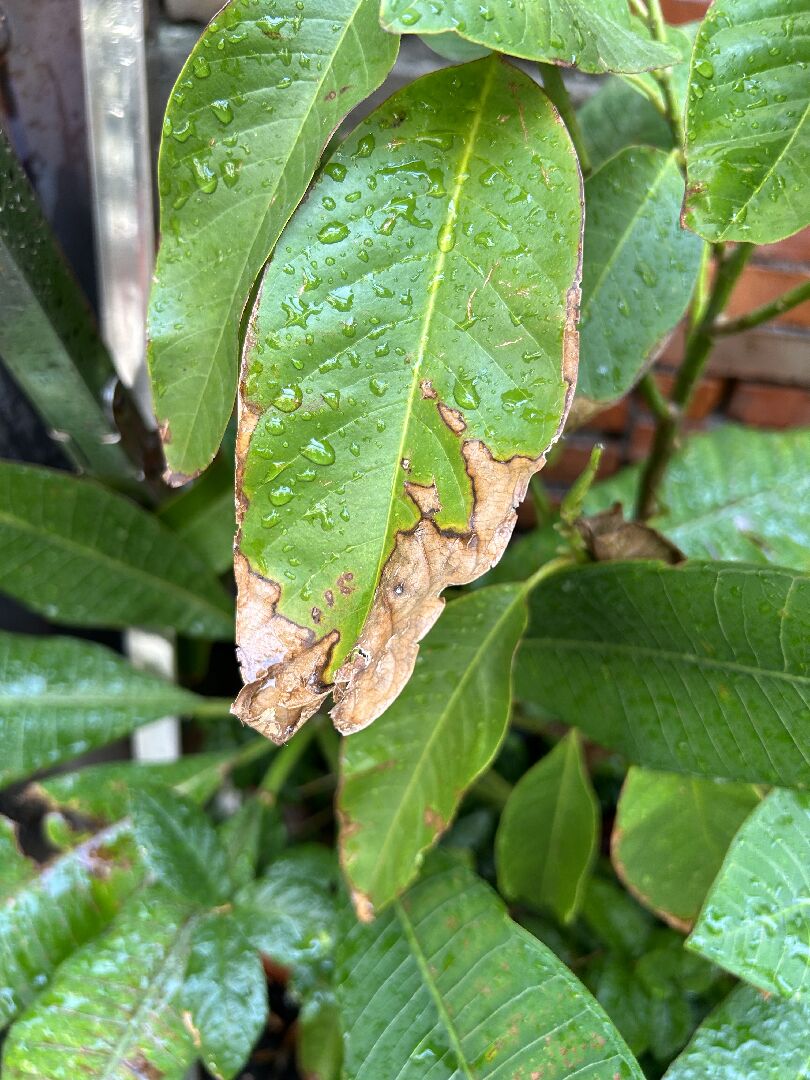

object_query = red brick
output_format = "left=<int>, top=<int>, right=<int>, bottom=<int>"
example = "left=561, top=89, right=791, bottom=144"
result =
left=759, top=228, right=810, bottom=268
left=661, top=0, right=708, bottom=23
left=584, top=399, right=630, bottom=435
left=726, top=265, right=810, bottom=330
left=727, top=383, right=810, bottom=428
left=629, top=417, right=657, bottom=462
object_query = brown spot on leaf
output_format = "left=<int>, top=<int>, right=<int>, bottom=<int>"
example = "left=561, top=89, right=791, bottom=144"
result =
left=424, top=806, right=446, bottom=833
left=437, top=402, right=466, bottom=435
left=405, top=480, right=441, bottom=517
left=577, top=504, right=684, bottom=564
left=324, top=589, right=335, bottom=608
left=324, top=89, right=337, bottom=101
left=123, top=1054, right=164, bottom=1080
left=352, top=887, right=375, bottom=923
left=311, top=607, right=322, bottom=624
left=337, top=571, right=355, bottom=595
left=419, top=378, right=437, bottom=399
left=182, top=1010, right=202, bottom=1049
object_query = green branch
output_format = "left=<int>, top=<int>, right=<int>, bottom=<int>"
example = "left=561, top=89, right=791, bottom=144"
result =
left=714, top=279, right=810, bottom=336
left=645, top=0, right=686, bottom=154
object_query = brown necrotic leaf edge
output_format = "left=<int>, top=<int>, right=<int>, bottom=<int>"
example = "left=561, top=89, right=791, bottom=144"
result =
left=233, top=164, right=583, bottom=745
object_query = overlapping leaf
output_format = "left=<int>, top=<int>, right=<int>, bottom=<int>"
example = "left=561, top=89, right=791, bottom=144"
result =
left=664, top=984, right=810, bottom=1080
left=684, top=0, right=810, bottom=244
left=339, top=584, right=527, bottom=918
left=235, top=57, right=582, bottom=740
left=579, top=78, right=673, bottom=171
left=338, top=853, right=644, bottom=1079
left=688, top=789, right=810, bottom=1000
left=158, top=446, right=235, bottom=573
left=612, top=767, right=760, bottom=930
left=496, top=729, right=599, bottom=923
left=1, top=890, right=196, bottom=1080
left=0, top=817, right=33, bottom=898
left=0, top=823, right=142, bottom=1028
left=576, top=147, right=703, bottom=410
left=148, top=0, right=399, bottom=482
left=0, top=463, right=233, bottom=637
left=516, top=562, right=810, bottom=786
left=0, top=632, right=199, bottom=787
left=380, top=0, right=680, bottom=74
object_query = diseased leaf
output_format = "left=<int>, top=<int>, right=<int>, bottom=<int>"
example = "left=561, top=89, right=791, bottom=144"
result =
left=496, top=730, right=599, bottom=924
left=684, top=0, right=810, bottom=244
left=575, top=147, right=703, bottom=411
left=183, top=911, right=268, bottom=1080
left=516, top=562, right=810, bottom=786
left=148, top=0, right=399, bottom=483
left=1, top=889, right=196, bottom=1080
left=664, top=984, right=810, bottom=1080
left=0, top=824, right=142, bottom=1028
left=0, top=129, right=134, bottom=483
left=687, top=788, right=810, bottom=1000
left=380, top=0, right=680, bottom=74
left=339, top=584, right=527, bottom=919
left=132, top=788, right=231, bottom=907
left=234, top=57, right=582, bottom=742
left=0, top=632, right=199, bottom=788
left=338, top=853, right=644, bottom=1079
left=0, top=462, right=233, bottom=638
left=579, top=78, right=673, bottom=171
left=612, top=767, right=760, bottom=930
left=34, top=752, right=236, bottom=824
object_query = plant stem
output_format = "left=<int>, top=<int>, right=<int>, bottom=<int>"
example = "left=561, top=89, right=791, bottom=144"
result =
left=714, top=279, right=810, bottom=336
left=188, top=697, right=235, bottom=720
left=637, top=372, right=672, bottom=425
left=259, top=716, right=320, bottom=804
left=523, top=556, right=576, bottom=595
left=635, top=243, right=754, bottom=519
left=645, top=0, right=686, bottom=153
left=538, top=63, right=592, bottom=178
left=629, top=0, right=649, bottom=17
left=474, top=768, right=513, bottom=810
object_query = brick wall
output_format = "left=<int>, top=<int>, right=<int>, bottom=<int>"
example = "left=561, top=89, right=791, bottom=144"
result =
left=542, top=0, right=810, bottom=498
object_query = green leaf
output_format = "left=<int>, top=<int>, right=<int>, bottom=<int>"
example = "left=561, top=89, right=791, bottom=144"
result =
left=182, top=911, right=268, bottom=1080
left=219, top=797, right=269, bottom=888
left=577, top=147, right=703, bottom=407
left=579, top=78, right=673, bottom=171
left=516, top=562, right=810, bottom=786
left=380, top=0, right=680, bottom=74
left=612, top=767, right=760, bottom=930
left=0, top=129, right=134, bottom=483
left=148, top=0, right=399, bottom=483
left=0, top=632, right=199, bottom=788
left=337, top=853, right=644, bottom=1079
left=1, top=889, right=196, bottom=1080
left=495, top=729, right=599, bottom=924
left=0, top=817, right=34, bottom=899
left=339, top=584, right=527, bottom=918
left=132, top=788, right=231, bottom=906
left=297, top=994, right=342, bottom=1080
left=589, top=427, right=810, bottom=571
left=684, top=0, right=810, bottom=244
left=158, top=449, right=235, bottom=574
left=419, top=30, right=491, bottom=61
left=664, top=984, right=810, bottom=1080
left=34, top=752, right=235, bottom=824
left=687, top=788, right=810, bottom=1000
left=0, top=462, right=233, bottom=638
left=581, top=874, right=655, bottom=958
left=0, top=824, right=142, bottom=1028
left=235, top=57, right=582, bottom=739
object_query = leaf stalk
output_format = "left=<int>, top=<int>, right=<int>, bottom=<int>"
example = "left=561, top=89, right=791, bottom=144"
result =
left=538, top=64, right=592, bottom=178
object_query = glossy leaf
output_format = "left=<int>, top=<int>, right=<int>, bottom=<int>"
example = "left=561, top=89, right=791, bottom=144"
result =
left=612, top=767, right=760, bottom=930
left=578, top=147, right=703, bottom=407
left=235, top=57, right=582, bottom=740
left=158, top=448, right=235, bottom=573
left=380, top=0, right=680, bottom=74
left=298, top=995, right=342, bottom=1080
left=0, top=129, right=134, bottom=482
left=0, top=462, right=233, bottom=637
left=148, top=0, right=399, bottom=483
left=183, top=911, right=268, bottom=1080
left=579, top=78, right=673, bottom=171
left=132, top=787, right=231, bottom=907
left=339, top=584, right=528, bottom=918
left=664, top=984, right=810, bottom=1080
left=684, top=0, right=810, bottom=244
left=496, top=730, right=599, bottom=924
left=688, top=788, right=810, bottom=999
left=0, top=632, right=199, bottom=788
left=516, top=562, right=810, bottom=786
left=0, top=817, right=34, bottom=899
left=0, top=824, right=142, bottom=1028
left=34, top=751, right=235, bottom=824
left=2, top=889, right=196, bottom=1080
left=338, top=853, right=644, bottom=1079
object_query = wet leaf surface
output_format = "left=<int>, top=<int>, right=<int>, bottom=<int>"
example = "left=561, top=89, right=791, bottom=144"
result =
left=687, top=788, right=810, bottom=1000
left=516, top=562, right=810, bottom=786
left=235, top=56, right=582, bottom=741
left=339, top=584, right=527, bottom=918
left=0, top=463, right=233, bottom=639
left=684, top=0, right=810, bottom=244
left=381, top=0, right=680, bottom=73
left=148, top=0, right=399, bottom=482
left=337, top=852, right=644, bottom=1079
left=612, top=767, right=760, bottom=930
left=496, top=729, right=599, bottom=924
left=0, top=632, right=199, bottom=788
left=579, top=77, right=674, bottom=171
